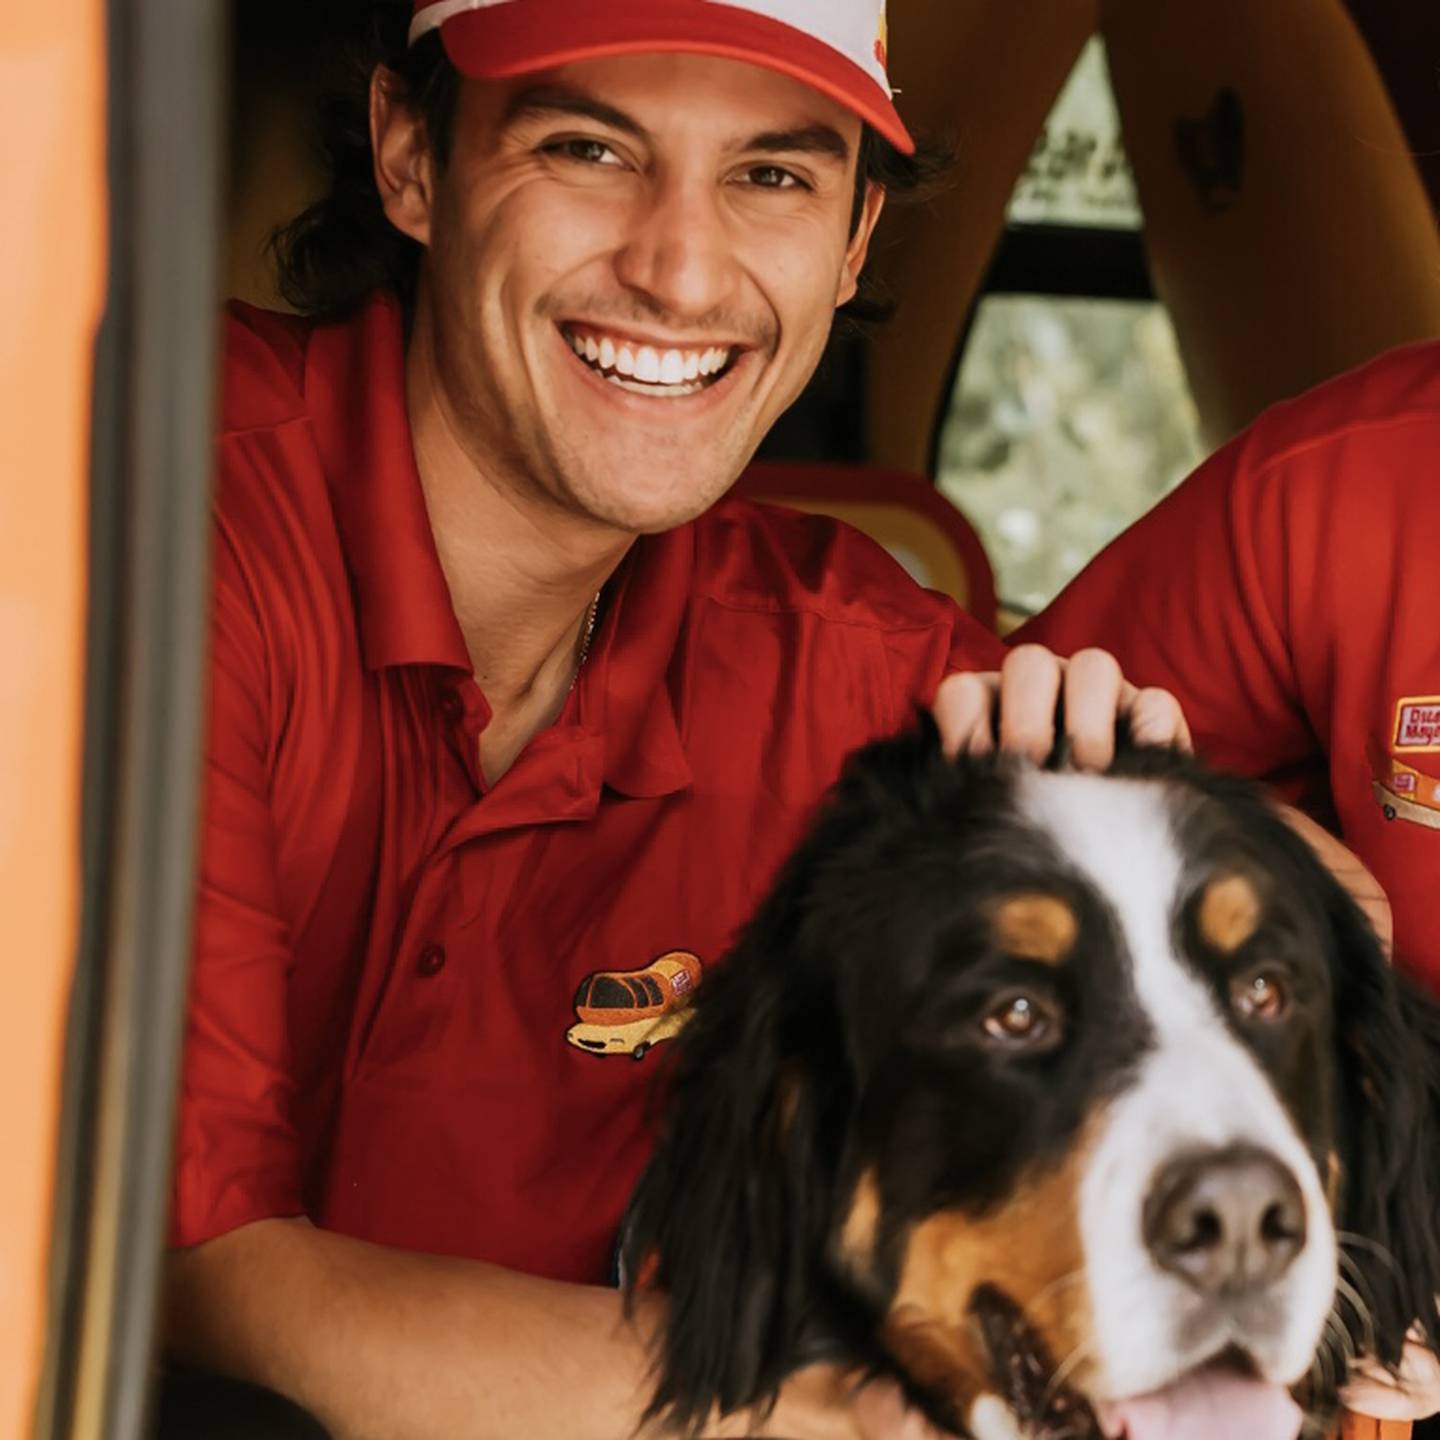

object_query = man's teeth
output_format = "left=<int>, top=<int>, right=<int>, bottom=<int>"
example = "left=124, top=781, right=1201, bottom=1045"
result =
left=565, top=328, right=733, bottom=395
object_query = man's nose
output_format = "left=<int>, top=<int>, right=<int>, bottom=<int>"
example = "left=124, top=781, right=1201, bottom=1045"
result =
left=1143, top=1145, right=1307, bottom=1294
left=612, top=177, right=742, bottom=322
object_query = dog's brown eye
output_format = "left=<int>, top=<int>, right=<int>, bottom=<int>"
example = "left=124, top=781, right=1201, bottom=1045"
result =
left=1231, top=968, right=1289, bottom=1022
left=981, top=993, right=1057, bottom=1048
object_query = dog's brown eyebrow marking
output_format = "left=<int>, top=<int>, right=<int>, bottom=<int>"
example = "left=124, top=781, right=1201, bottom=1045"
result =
left=839, top=1167, right=882, bottom=1269
left=1197, top=872, right=1262, bottom=953
left=1326, top=1150, right=1343, bottom=1213
left=992, top=893, right=1079, bottom=965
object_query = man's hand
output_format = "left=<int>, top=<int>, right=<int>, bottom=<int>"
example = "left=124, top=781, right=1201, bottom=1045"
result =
left=934, top=645, right=1191, bottom=769
left=741, top=1366, right=951, bottom=1440
left=934, top=646, right=1393, bottom=946
left=1341, top=1326, right=1440, bottom=1422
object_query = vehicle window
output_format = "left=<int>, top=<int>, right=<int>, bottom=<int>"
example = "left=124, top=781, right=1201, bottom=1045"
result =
left=936, top=293, right=1201, bottom=617
left=933, top=40, right=1205, bottom=619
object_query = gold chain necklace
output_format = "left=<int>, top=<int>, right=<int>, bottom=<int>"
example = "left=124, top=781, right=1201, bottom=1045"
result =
left=571, top=589, right=601, bottom=690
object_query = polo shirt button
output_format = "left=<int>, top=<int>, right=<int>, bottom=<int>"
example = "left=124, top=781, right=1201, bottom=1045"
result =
left=416, top=943, right=447, bottom=978
left=440, top=691, right=463, bottom=723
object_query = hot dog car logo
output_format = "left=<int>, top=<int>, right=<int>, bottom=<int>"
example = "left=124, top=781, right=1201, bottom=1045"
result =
left=1371, top=695, right=1440, bottom=831
left=565, top=951, right=704, bottom=1060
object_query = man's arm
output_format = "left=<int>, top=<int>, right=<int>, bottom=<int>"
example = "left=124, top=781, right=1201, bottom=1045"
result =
left=165, top=1220, right=945, bottom=1440
left=165, top=1220, right=663, bottom=1440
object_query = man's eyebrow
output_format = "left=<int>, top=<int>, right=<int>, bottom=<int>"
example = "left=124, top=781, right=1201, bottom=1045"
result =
left=502, top=85, right=652, bottom=144
left=738, top=125, right=853, bottom=163
left=502, top=89, right=851, bottom=166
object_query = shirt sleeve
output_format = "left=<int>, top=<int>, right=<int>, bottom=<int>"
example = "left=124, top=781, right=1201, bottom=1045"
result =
left=1019, top=382, right=1440, bottom=986
left=1016, top=425, right=1318, bottom=791
left=169, top=520, right=305, bottom=1247
left=879, top=595, right=1008, bottom=726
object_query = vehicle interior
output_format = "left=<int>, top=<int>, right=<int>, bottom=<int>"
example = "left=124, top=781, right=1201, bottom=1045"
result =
left=5, top=0, right=1439, bottom=1436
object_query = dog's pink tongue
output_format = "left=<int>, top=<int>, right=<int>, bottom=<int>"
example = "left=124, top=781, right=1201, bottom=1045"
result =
left=1094, top=1369, right=1303, bottom=1440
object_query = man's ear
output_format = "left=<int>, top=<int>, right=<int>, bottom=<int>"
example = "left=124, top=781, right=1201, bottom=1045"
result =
left=370, top=65, right=435, bottom=246
left=836, top=180, right=886, bottom=308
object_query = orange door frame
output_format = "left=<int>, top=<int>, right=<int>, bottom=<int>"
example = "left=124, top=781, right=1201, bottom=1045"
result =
left=0, top=3, right=106, bottom=1436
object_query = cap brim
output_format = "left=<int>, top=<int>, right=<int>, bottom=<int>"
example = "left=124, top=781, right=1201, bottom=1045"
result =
left=435, top=0, right=915, bottom=156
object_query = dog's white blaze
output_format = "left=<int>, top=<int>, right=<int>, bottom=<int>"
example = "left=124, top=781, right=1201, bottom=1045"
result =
left=1018, top=771, right=1336, bottom=1400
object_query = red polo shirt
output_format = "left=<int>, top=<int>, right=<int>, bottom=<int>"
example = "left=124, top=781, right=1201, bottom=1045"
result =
left=1020, top=340, right=1440, bottom=993
left=173, top=295, right=1006, bottom=1280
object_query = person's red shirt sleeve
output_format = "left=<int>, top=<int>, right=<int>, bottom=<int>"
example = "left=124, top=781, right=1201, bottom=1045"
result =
left=1018, top=425, right=1314, bottom=785
left=169, top=522, right=305, bottom=1246
left=1018, top=341, right=1440, bottom=989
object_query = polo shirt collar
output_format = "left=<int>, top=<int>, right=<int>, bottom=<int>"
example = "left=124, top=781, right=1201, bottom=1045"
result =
left=306, top=294, right=690, bottom=801
left=578, top=527, right=693, bottom=800
left=306, top=295, right=471, bottom=673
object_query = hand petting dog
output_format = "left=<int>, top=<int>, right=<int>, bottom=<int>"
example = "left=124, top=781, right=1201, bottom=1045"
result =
left=933, top=645, right=1192, bottom=768
left=937, top=645, right=1395, bottom=961
left=1341, top=1324, right=1440, bottom=1422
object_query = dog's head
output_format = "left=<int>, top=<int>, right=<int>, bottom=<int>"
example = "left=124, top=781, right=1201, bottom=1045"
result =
left=624, top=722, right=1440, bottom=1439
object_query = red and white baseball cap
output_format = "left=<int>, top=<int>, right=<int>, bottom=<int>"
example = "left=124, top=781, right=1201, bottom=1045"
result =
left=409, top=0, right=913, bottom=155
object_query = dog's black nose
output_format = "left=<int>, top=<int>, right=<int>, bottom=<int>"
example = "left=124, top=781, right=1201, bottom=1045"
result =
left=1143, top=1145, right=1306, bottom=1294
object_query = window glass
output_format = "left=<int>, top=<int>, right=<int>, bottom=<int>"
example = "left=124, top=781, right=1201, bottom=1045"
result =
left=1009, top=38, right=1140, bottom=230
left=935, top=295, right=1203, bottom=616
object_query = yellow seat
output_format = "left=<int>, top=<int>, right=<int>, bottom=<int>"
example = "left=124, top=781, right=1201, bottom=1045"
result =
left=738, top=461, right=999, bottom=632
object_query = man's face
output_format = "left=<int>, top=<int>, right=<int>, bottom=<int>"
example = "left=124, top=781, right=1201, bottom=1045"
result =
left=382, top=53, right=883, bottom=533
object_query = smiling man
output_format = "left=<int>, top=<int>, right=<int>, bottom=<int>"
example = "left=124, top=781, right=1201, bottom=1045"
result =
left=161, top=4, right=1187, bottom=1437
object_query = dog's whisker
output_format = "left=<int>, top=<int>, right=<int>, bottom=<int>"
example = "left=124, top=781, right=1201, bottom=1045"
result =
left=1333, top=1274, right=1378, bottom=1356
left=1324, top=1303, right=1359, bottom=1368
left=1315, top=1326, right=1337, bottom=1384
left=1018, top=1268, right=1088, bottom=1331
left=1038, top=1335, right=1096, bottom=1417
left=1328, top=1310, right=1358, bottom=1360
left=1336, top=1231, right=1405, bottom=1289
left=1335, top=1249, right=1381, bottom=1332
left=1320, top=1313, right=1354, bottom=1380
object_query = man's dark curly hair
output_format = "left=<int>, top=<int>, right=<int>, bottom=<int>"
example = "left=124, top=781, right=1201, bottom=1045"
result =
left=271, top=2, right=948, bottom=325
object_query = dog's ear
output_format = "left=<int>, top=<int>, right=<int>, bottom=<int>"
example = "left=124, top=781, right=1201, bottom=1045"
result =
left=1324, top=877, right=1440, bottom=1368
left=620, top=725, right=962, bottom=1433
left=622, top=719, right=991, bottom=1432
left=621, top=877, right=848, bottom=1435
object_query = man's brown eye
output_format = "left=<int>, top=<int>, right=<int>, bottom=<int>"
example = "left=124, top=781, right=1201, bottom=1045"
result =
left=981, top=994, right=1059, bottom=1048
left=1231, top=969, right=1289, bottom=1022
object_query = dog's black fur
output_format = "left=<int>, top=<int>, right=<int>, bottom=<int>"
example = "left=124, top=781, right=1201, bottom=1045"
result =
left=623, top=721, right=1440, bottom=1435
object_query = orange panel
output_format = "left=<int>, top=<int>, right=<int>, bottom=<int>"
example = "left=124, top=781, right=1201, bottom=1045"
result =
left=1341, top=1415, right=1414, bottom=1440
left=0, top=4, right=105, bottom=1438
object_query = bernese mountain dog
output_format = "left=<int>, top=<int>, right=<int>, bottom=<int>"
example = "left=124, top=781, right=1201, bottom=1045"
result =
left=624, top=723, right=1440, bottom=1440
